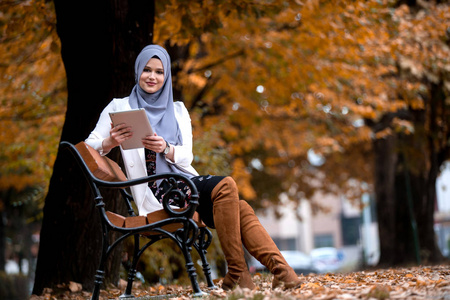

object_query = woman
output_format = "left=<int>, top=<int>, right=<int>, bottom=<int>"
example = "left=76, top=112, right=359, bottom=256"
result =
left=86, top=44, right=301, bottom=291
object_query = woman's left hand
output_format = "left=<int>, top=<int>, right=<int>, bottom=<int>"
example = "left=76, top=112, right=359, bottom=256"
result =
left=142, top=133, right=166, bottom=153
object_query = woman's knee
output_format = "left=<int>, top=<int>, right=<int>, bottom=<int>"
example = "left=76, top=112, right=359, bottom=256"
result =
left=211, top=176, right=239, bottom=200
left=221, top=176, right=238, bottom=193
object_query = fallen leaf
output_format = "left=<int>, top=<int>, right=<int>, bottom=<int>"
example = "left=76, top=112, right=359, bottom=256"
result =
left=68, top=281, right=82, bottom=293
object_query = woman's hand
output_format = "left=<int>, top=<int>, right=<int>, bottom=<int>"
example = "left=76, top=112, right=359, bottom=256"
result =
left=102, top=123, right=133, bottom=153
left=142, top=133, right=166, bottom=153
left=143, top=134, right=175, bottom=161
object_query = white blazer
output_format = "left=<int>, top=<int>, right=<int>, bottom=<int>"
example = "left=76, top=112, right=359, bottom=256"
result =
left=85, top=97, right=199, bottom=216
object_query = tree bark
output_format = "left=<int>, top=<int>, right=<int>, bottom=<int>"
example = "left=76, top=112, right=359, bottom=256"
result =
left=373, top=134, right=400, bottom=265
left=415, top=81, right=447, bottom=264
left=33, top=0, right=154, bottom=294
left=0, top=210, right=4, bottom=272
left=374, top=81, right=446, bottom=267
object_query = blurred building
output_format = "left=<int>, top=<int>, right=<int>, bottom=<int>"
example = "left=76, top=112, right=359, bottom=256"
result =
left=256, top=161, right=450, bottom=270
left=256, top=190, right=378, bottom=272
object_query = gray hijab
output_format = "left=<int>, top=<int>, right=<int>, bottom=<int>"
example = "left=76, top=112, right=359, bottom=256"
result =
left=129, top=45, right=186, bottom=176
left=129, top=44, right=183, bottom=146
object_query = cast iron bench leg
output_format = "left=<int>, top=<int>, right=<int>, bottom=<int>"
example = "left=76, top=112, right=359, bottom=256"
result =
left=120, top=235, right=141, bottom=299
left=176, top=222, right=206, bottom=297
left=91, top=268, right=106, bottom=300
left=91, top=221, right=109, bottom=300
left=183, top=246, right=205, bottom=297
left=195, top=228, right=216, bottom=288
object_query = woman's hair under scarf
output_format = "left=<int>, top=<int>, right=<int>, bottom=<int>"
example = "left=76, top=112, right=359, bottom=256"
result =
left=129, top=45, right=188, bottom=177
left=129, top=44, right=183, bottom=146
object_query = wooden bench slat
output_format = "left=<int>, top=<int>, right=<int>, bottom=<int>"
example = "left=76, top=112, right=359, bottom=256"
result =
left=106, top=211, right=126, bottom=227
left=75, top=142, right=127, bottom=182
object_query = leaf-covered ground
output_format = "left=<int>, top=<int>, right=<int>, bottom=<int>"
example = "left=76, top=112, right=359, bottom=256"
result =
left=30, top=265, right=449, bottom=299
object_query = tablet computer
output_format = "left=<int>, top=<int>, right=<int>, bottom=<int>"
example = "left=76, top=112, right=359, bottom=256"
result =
left=109, top=109, right=154, bottom=150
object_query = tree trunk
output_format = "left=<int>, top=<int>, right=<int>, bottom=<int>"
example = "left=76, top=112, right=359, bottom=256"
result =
left=414, top=81, right=447, bottom=264
left=0, top=210, right=4, bottom=272
left=374, top=81, right=446, bottom=266
left=32, top=0, right=154, bottom=295
left=373, top=134, right=400, bottom=265
left=374, top=133, right=435, bottom=266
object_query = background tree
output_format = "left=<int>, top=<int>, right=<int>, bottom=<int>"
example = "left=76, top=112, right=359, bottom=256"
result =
left=365, top=2, right=449, bottom=265
left=32, top=0, right=155, bottom=294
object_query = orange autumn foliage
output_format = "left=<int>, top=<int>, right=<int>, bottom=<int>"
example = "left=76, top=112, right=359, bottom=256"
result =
left=154, top=0, right=450, bottom=206
left=1, top=0, right=449, bottom=212
left=0, top=0, right=66, bottom=200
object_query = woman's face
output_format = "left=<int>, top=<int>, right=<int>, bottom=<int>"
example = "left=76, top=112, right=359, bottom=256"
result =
left=139, top=58, right=164, bottom=94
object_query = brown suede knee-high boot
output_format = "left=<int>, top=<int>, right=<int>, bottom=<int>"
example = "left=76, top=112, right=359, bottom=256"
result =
left=239, top=200, right=302, bottom=289
left=211, top=177, right=255, bottom=291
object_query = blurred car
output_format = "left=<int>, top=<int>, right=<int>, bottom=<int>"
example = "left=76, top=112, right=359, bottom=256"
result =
left=248, top=250, right=318, bottom=275
left=310, top=247, right=344, bottom=273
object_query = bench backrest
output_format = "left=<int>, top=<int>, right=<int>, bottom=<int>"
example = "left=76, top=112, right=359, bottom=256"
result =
left=75, top=142, right=127, bottom=182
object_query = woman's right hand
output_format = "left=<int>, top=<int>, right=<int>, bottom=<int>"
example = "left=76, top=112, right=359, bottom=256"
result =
left=102, top=123, right=133, bottom=153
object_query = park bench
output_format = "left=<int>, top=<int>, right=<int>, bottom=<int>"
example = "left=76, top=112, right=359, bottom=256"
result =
left=60, top=141, right=216, bottom=299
